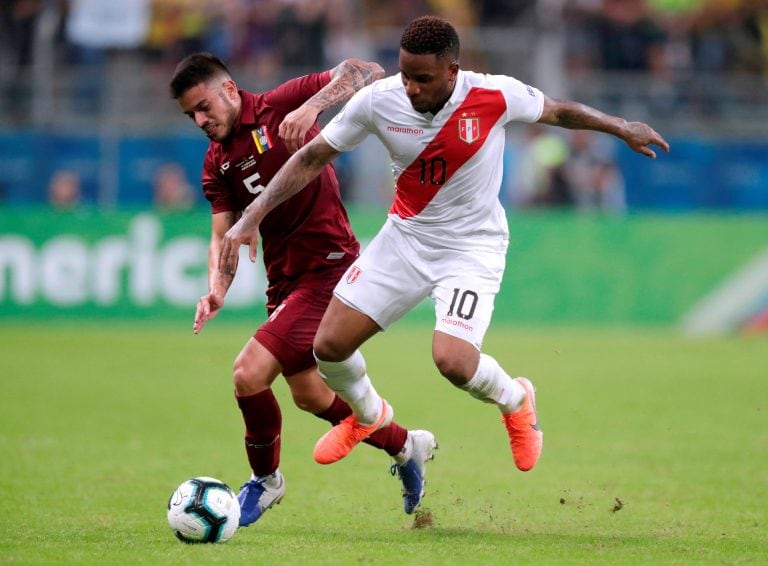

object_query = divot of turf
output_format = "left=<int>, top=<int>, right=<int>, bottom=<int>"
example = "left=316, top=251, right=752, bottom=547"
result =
left=411, top=509, right=434, bottom=529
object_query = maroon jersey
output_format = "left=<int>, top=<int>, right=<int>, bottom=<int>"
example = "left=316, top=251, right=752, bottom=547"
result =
left=202, top=72, right=359, bottom=283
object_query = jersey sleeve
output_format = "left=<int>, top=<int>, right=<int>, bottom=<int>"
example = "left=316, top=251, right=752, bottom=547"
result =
left=263, top=71, right=332, bottom=112
left=201, top=147, right=236, bottom=213
left=320, top=86, right=373, bottom=152
left=495, top=75, right=544, bottom=124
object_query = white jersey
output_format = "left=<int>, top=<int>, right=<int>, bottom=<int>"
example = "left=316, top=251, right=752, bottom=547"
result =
left=322, top=69, right=544, bottom=250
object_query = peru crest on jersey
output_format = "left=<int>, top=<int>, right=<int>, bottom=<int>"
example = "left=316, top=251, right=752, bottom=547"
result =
left=458, top=115, right=480, bottom=144
left=346, top=265, right=362, bottom=284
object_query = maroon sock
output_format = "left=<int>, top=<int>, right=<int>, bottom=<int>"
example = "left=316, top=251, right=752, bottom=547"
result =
left=236, top=389, right=282, bottom=477
left=315, top=395, right=408, bottom=457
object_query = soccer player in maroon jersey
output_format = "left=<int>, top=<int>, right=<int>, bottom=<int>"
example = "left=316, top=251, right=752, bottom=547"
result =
left=169, top=53, right=437, bottom=526
left=218, top=16, right=669, bottom=489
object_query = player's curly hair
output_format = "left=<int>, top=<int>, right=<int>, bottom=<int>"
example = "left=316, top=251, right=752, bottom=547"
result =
left=400, top=16, right=460, bottom=61
left=169, top=52, right=231, bottom=99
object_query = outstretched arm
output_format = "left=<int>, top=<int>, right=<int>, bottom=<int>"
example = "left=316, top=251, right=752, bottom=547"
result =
left=280, top=59, right=384, bottom=152
left=538, top=95, right=670, bottom=158
left=218, top=135, right=341, bottom=273
left=194, top=210, right=240, bottom=334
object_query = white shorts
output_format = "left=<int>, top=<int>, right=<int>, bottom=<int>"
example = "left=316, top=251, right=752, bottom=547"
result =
left=333, top=218, right=507, bottom=349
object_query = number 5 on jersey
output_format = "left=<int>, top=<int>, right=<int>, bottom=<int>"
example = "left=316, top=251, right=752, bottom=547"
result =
left=243, top=172, right=266, bottom=195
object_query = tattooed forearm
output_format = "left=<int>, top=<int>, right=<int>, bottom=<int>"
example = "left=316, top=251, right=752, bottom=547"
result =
left=542, top=99, right=627, bottom=137
left=210, top=210, right=239, bottom=292
left=215, top=266, right=236, bottom=288
left=243, top=139, right=339, bottom=224
left=539, top=96, right=668, bottom=157
left=306, top=59, right=384, bottom=112
left=259, top=146, right=328, bottom=211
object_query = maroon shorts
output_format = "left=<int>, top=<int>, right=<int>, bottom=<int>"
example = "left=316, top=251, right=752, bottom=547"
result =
left=255, top=263, right=350, bottom=377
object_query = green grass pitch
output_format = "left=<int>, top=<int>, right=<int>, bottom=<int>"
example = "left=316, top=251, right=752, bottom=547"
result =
left=1, top=322, right=766, bottom=564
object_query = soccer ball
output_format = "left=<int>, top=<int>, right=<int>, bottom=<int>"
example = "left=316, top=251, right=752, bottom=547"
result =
left=167, top=477, right=241, bottom=543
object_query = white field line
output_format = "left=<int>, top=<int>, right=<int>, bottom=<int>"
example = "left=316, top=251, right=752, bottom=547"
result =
left=681, top=246, right=768, bottom=336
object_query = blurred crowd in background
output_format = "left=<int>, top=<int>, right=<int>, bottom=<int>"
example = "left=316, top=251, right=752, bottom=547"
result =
left=3, top=1, right=764, bottom=87
left=566, top=0, right=767, bottom=76
left=1, top=0, right=767, bottom=212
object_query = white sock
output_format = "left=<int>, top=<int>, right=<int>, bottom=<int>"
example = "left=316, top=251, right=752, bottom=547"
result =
left=461, top=354, right=526, bottom=414
left=252, top=468, right=282, bottom=487
left=315, top=349, right=384, bottom=425
left=393, top=432, right=414, bottom=465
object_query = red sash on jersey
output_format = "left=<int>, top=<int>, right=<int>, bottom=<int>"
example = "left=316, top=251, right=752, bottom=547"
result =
left=391, top=87, right=506, bottom=219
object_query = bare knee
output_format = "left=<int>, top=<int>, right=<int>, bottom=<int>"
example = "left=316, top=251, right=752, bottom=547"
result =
left=286, top=369, right=335, bottom=413
left=290, top=389, right=323, bottom=413
left=232, top=353, right=270, bottom=397
left=313, top=297, right=379, bottom=362
left=313, top=333, right=355, bottom=362
left=432, top=332, right=480, bottom=387
left=433, top=352, right=476, bottom=386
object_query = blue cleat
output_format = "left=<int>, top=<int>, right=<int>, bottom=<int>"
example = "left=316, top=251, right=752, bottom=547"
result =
left=237, top=470, right=285, bottom=527
left=390, top=430, right=437, bottom=514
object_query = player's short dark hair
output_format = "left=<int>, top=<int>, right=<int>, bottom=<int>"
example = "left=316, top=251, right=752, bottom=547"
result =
left=400, top=16, right=460, bottom=61
left=169, top=52, right=231, bottom=99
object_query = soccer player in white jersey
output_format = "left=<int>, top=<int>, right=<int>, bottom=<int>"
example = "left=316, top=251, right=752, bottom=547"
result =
left=219, top=16, right=669, bottom=479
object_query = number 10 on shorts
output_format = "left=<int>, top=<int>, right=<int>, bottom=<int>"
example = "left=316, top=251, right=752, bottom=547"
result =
left=446, top=288, right=478, bottom=320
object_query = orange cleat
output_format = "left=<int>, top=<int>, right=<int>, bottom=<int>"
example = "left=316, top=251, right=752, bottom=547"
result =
left=502, top=377, right=542, bottom=471
left=314, top=399, right=393, bottom=464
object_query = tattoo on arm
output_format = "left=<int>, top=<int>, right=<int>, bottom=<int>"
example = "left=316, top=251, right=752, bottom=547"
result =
left=544, top=99, right=626, bottom=137
left=258, top=146, right=329, bottom=214
left=211, top=211, right=238, bottom=292
left=307, top=59, right=384, bottom=112
left=242, top=143, right=335, bottom=232
left=215, top=267, right=235, bottom=289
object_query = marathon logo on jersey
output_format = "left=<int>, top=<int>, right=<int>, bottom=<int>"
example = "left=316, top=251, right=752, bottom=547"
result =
left=251, top=126, right=273, bottom=154
left=346, top=266, right=362, bottom=284
left=458, top=116, right=480, bottom=144
left=386, top=125, right=424, bottom=135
